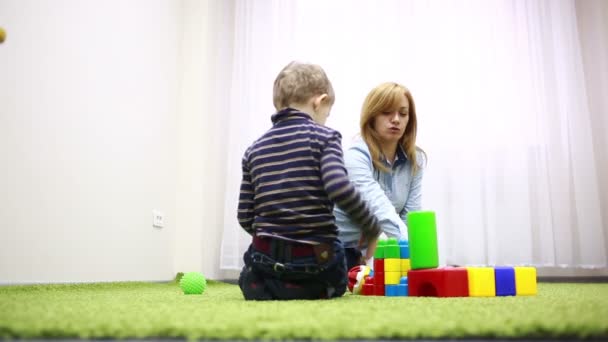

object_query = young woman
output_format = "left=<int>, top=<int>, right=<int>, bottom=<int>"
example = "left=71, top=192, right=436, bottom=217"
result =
left=335, top=82, right=426, bottom=271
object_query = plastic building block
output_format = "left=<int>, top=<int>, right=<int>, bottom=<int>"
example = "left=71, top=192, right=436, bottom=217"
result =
left=400, top=259, right=411, bottom=277
left=397, top=284, right=408, bottom=296
left=385, top=238, right=400, bottom=258
left=362, top=275, right=375, bottom=295
left=467, top=267, right=496, bottom=297
left=386, top=285, right=399, bottom=296
left=408, top=267, right=469, bottom=297
left=385, top=259, right=401, bottom=272
left=515, top=266, right=537, bottom=295
left=400, top=245, right=410, bottom=259
left=374, top=239, right=386, bottom=259
left=374, top=271, right=385, bottom=287
left=385, top=271, right=401, bottom=285
left=374, top=258, right=385, bottom=272
left=494, top=266, right=516, bottom=296
left=406, top=211, right=439, bottom=269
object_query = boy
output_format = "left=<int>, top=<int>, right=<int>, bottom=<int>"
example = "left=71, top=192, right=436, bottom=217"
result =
left=237, top=61, right=381, bottom=300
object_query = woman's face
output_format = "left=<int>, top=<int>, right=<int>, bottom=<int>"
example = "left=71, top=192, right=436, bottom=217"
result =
left=372, top=94, right=409, bottom=145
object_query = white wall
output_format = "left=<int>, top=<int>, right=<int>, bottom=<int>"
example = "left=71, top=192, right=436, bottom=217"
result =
left=173, top=0, right=236, bottom=281
left=0, top=0, right=182, bottom=283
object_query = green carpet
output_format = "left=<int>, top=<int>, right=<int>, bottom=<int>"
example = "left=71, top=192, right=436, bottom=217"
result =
left=0, top=279, right=607, bottom=340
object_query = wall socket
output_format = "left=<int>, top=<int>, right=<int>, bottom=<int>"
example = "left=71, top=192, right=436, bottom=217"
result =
left=152, top=210, right=164, bottom=228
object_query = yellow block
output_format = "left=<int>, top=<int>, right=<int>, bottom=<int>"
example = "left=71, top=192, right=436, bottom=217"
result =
left=467, top=267, right=496, bottom=297
left=401, top=259, right=411, bottom=274
left=515, top=267, right=537, bottom=295
left=385, top=271, right=401, bottom=285
left=385, top=258, right=401, bottom=272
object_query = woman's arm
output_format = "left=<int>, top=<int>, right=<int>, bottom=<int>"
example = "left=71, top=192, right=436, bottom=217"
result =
left=320, top=133, right=382, bottom=243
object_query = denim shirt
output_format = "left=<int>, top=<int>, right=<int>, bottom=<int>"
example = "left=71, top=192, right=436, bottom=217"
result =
left=335, top=136, right=424, bottom=248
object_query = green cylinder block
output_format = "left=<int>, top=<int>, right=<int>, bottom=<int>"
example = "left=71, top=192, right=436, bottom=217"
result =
left=406, top=211, right=438, bottom=269
left=374, top=239, right=387, bottom=259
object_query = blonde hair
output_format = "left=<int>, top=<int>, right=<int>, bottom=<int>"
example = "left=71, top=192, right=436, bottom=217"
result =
left=360, top=82, right=425, bottom=174
left=273, top=61, right=335, bottom=111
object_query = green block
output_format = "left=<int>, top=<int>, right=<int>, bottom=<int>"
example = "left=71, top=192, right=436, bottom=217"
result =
left=406, top=211, right=438, bottom=269
left=385, top=245, right=400, bottom=258
left=374, top=245, right=385, bottom=259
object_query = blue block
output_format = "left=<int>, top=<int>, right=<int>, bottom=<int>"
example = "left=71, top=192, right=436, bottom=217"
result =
left=399, top=239, right=409, bottom=258
left=397, top=284, right=408, bottom=296
left=385, top=285, right=399, bottom=296
left=495, top=266, right=516, bottom=296
left=400, top=276, right=408, bottom=284
left=400, top=246, right=410, bottom=259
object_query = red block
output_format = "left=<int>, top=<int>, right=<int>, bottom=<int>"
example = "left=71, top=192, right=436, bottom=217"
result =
left=374, top=258, right=384, bottom=272
left=408, top=267, right=469, bottom=297
left=373, top=283, right=385, bottom=296
left=362, top=283, right=375, bottom=296
left=374, top=271, right=385, bottom=287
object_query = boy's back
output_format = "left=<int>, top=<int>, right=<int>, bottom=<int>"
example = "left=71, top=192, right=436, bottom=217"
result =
left=239, top=108, right=349, bottom=244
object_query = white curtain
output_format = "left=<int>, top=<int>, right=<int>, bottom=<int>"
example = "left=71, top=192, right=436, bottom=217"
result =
left=218, top=0, right=608, bottom=270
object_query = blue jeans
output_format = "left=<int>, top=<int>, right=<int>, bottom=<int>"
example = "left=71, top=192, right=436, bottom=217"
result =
left=238, top=239, right=347, bottom=300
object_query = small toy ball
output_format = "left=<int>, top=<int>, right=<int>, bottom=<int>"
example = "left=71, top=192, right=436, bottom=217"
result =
left=0, top=27, right=6, bottom=44
left=347, top=265, right=373, bottom=295
left=179, top=272, right=207, bottom=295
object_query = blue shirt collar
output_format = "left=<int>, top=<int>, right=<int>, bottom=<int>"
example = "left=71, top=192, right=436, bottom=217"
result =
left=381, top=145, right=408, bottom=167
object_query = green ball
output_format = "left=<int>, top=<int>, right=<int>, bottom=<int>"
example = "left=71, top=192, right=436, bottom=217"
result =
left=179, top=272, right=207, bottom=295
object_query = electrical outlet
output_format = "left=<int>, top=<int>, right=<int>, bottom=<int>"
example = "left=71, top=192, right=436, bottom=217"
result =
left=153, top=210, right=164, bottom=228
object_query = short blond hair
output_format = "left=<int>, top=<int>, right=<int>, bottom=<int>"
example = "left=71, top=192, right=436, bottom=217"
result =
left=273, top=61, right=335, bottom=111
left=360, top=82, right=425, bottom=174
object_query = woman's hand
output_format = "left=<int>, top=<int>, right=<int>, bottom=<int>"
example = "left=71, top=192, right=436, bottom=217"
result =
left=358, top=236, right=378, bottom=263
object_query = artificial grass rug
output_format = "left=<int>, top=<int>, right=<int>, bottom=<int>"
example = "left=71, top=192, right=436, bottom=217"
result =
left=0, top=279, right=607, bottom=340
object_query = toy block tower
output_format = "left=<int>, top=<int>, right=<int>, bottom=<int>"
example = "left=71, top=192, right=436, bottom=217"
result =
left=350, top=210, right=538, bottom=298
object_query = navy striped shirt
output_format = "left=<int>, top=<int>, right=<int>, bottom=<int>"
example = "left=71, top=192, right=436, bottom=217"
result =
left=238, top=108, right=381, bottom=244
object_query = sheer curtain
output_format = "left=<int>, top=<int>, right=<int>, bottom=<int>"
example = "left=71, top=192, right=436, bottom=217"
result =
left=218, top=0, right=607, bottom=271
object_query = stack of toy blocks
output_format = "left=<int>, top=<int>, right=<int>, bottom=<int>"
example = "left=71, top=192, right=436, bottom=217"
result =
left=357, top=210, right=538, bottom=297
left=365, top=238, right=411, bottom=296
left=406, top=211, right=538, bottom=297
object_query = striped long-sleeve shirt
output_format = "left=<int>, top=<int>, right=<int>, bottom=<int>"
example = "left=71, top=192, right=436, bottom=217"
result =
left=238, top=108, right=381, bottom=244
